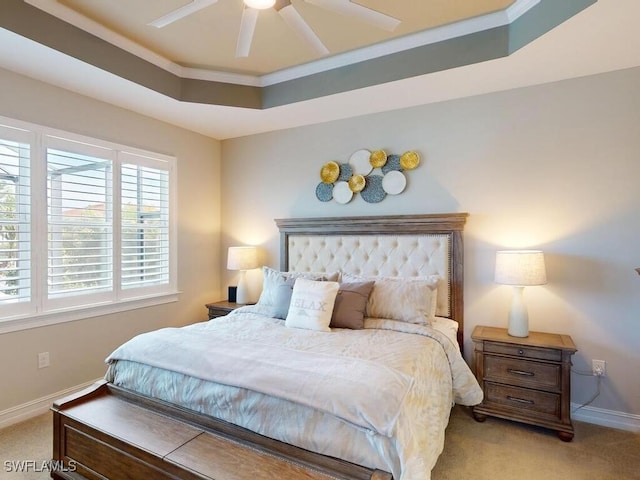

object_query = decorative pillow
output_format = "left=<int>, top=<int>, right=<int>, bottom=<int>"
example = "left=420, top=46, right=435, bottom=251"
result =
left=257, top=266, right=340, bottom=307
left=271, top=276, right=296, bottom=319
left=330, top=281, right=375, bottom=329
left=342, top=273, right=439, bottom=325
left=285, top=278, right=339, bottom=332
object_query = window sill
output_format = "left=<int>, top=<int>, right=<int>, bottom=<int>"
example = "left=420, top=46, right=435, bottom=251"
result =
left=0, top=292, right=181, bottom=335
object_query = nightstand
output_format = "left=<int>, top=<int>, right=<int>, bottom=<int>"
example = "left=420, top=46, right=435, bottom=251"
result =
left=205, top=300, right=244, bottom=319
left=471, top=325, right=577, bottom=441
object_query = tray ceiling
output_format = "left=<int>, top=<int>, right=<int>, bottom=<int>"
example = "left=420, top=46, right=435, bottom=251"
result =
left=3, top=1, right=636, bottom=139
left=54, top=0, right=515, bottom=76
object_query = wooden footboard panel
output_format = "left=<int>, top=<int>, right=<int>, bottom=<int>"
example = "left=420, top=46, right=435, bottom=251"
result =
left=52, top=381, right=393, bottom=480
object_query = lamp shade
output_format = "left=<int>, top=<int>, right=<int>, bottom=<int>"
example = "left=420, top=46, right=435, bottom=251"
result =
left=495, top=250, right=547, bottom=286
left=227, top=246, right=258, bottom=271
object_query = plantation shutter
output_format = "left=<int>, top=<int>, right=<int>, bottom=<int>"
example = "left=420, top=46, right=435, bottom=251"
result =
left=0, top=125, right=31, bottom=306
left=46, top=141, right=113, bottom=299
left=120, top=155, right=170, bottom=291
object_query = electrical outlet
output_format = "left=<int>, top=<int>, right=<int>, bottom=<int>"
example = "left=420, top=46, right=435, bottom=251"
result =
left=592, top=359, right=606, bottom=376
left=38, top=352, right=50, bottom=369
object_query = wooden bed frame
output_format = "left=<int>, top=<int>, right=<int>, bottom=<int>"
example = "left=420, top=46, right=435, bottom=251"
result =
left=51, top=213, right=467, bottom=480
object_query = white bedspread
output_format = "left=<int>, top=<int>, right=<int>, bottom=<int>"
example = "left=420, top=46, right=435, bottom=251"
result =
left=106, top=306, right=482, bottom=480
left=107, top=327, right=414, bottom=437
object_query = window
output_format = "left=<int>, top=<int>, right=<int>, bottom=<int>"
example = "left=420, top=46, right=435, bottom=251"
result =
left=0, top=117, right=177, bottom=332
left=0, top=125, right=31, bottom=309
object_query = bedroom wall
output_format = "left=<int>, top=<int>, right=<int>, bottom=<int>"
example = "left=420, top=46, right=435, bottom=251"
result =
left=221, top=66, right=640, bottom=426
left=0, top=68, right=222, bottom=415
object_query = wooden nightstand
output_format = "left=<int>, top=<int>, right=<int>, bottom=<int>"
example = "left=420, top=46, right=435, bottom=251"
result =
left=471, top=325, right=577, bottom=441
left=205, top=300, right=244, bottom=319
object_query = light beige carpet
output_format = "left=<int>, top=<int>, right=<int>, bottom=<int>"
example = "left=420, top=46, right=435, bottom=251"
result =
left=0, top=406, right=638, bottom=479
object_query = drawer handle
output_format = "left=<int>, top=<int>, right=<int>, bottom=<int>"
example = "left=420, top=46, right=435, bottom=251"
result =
left=507, top=368, right=534, bottom=377
left=507, top=395, right=535, bottom=405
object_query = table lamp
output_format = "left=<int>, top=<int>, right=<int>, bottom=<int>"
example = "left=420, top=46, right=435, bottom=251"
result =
left=495, top=250, right=547, bottom=337
left=227, top=246, right=258, bottom=304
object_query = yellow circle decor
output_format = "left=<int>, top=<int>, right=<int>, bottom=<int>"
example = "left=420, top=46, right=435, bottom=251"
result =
left=369, top=150, right=387, bottom=168
left=400, top=151, right=420, bottom=170
left=348, top=174, right=366, bottom=193
left=320, top=161, right=340, bottom=183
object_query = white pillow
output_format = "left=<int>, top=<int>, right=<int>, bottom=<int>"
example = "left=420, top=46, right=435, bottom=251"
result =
left=257, top=266, right=340, bottom=307
left=285, top=278, right=339, bottom=332
left=342, top=273, right=438, bottom=325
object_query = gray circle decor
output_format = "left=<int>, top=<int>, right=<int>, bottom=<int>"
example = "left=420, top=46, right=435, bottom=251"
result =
left=381, top=154, right=402, bottom=174
left=338, top=163, right=353, bottom=182
left=315, top=182, right=333, bottom=202
left=361, top=175, right=386, bottom=203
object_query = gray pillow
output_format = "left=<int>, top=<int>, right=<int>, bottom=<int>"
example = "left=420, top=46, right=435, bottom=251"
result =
left=272, top=276, right=296, bottom=319
left=330, top=281, right=375, bottom=329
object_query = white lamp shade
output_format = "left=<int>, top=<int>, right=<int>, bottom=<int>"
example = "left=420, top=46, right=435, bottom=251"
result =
left=244, top=0, right=276, bottom=9
left=495, top=250, right=547, bottom=286
left=227, top=246, right=258, bottom=271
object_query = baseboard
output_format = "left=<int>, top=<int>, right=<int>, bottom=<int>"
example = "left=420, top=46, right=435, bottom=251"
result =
left=571, top=403, right=640, bottom=433
left=0, top=378, right=102, bottom=430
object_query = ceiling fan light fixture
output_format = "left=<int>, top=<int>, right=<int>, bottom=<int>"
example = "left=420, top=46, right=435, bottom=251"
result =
left=244, top=0, right=276, bottom=9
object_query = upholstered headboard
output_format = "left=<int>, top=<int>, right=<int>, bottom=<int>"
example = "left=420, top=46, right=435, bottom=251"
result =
left=275, top=214, right=468, bottom=347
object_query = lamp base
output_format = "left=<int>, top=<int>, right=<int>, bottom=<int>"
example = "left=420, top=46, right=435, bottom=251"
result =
left=236, top=271, right=250, bottom=305
left=508, top=319, right=529, bottom=338
left=507, top=286, right=529, bottom=337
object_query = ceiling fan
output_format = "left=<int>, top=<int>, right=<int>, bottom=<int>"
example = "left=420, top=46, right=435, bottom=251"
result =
left=148, top=0, right=401, bottom=58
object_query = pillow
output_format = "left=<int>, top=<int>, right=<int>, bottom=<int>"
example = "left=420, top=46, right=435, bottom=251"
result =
left=285, top=278, right=339, bottom=332
left=272, top=276, right=296, bottom=319
left=257, top=266, right=340, bottom=307
left=342, top=273, right=438, bottom=325
left=330, top=281, right=375, bottom=329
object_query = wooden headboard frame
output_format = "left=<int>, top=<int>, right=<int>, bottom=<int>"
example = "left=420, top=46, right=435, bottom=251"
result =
left=275, top=213, right=468, bottom=348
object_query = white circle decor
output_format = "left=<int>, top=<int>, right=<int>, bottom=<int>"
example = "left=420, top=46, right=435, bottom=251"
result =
left=349, top=149, right=373, bottom=175
left=382, top=170, right=407, bottom=195
left=332, top=181, right=353, bottom=204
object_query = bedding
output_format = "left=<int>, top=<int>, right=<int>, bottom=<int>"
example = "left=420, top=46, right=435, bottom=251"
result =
left=106, top=305, right=483, bottom=480
left=341, top=273, right=439, bottom=325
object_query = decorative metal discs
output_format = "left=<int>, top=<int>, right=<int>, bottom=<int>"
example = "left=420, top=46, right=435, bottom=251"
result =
left=320, top=161, right=340, bottom=183
left=361, top=175, right=386, bottom=203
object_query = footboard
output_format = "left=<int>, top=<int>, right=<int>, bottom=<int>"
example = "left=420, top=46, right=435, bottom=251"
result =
left=52, top=381, right=393, bottom=480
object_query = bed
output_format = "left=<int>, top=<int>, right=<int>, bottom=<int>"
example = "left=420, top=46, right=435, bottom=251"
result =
left=52, top=213, right=482, bottom=480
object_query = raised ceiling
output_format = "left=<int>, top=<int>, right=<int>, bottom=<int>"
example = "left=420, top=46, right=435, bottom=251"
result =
left=3, top=0, right=596, bottom=110
left=3, top=1, right=640, bottom=139
left=54, top=0, right=515, bottom=76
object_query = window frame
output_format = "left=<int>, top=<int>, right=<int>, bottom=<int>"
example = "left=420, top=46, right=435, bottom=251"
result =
left=0, top=116, right=178, bottom=334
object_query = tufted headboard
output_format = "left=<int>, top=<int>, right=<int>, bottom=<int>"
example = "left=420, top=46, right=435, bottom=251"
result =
left=275, top=213, right=468, bottom=348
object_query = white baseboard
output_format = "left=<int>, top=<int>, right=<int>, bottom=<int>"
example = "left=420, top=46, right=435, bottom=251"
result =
left=0, top=378, right=102, bottom=430
left=571, top=403, right=640, bottom=433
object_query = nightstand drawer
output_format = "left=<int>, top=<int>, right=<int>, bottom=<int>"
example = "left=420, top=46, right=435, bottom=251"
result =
left=484, top=342, right=562, bottom=362
left=485, top=356, right=561, bottom=391
left=484, top=383, right=560, bottom=419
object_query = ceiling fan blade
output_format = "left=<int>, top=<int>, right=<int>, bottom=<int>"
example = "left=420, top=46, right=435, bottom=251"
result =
left=278, top=4, right=329, bottom=56
left=236, top=7, right=260, bottom=58
left=304, top=0, right=400, bottom=31
left=148, top=0, right=219, bottom=28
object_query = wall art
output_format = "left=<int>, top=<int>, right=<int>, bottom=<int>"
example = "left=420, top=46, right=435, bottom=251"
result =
left=315, top=149, right=420, bottom=204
